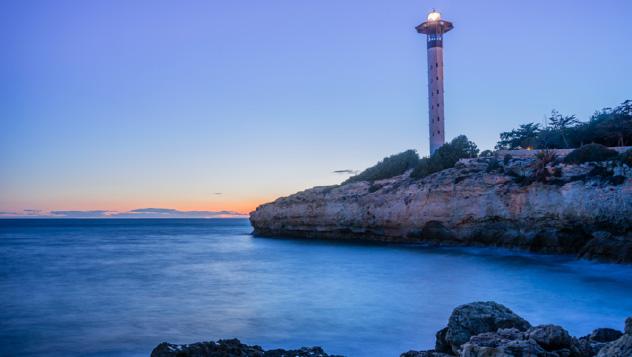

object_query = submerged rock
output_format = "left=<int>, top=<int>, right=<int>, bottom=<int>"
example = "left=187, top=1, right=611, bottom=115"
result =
left=250, top=158, right=632, bottom=263
left=150, top=339, right=341, bottom=357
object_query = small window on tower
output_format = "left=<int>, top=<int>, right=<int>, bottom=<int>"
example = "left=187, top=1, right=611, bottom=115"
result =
left=436, top=63, right=438, bottom=67
left=437, top=103, right=440, bottom=107
left=438, top=130, right=441, bottom=134
left=437, top=89, right=439, bottom=94
left=436, top=76, right=439, bottom=80
left=437, top=117, right=440, bottom=121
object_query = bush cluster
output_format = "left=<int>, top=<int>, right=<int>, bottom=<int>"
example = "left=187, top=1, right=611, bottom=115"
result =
left=343, top=135, right=480, bottom=184
left=343, top=150, right=419, bottom=184
left=563, top=144, right=619, bottom=164
left=495, top=100, right=632, bottom=150
left=410, top=135, right=479, bottom=179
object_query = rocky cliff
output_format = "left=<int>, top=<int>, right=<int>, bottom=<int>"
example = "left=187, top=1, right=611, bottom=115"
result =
left=250, top=157, right=632, bottom=263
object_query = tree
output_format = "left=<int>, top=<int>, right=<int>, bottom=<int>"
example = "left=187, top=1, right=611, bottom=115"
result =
left=495, top=100, right=632, bottom=149
left=495, top=123, right=541, bottom=150
left=547, top=110, right=579, bottom=148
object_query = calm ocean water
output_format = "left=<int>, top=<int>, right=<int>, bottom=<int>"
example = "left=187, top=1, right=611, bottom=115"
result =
left=1, top=218, right=631, bottom=356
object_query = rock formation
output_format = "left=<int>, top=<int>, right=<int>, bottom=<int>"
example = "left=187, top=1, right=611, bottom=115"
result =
left=151, top=302, right=632, bottom=356
left=250, top=157, right=632, bottom=263
left=402, top=301, right=632, bottom=357
left=151, top=338, right=341, bottom=357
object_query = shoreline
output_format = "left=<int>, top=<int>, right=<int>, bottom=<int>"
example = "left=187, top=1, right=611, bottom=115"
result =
left=251, top=157, right=632, bottom=264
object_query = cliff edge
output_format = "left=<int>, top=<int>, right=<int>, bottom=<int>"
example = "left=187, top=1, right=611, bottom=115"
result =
left=250, top=157, right=632, bottom=263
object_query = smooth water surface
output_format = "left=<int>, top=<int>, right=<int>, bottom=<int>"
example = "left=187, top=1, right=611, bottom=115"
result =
left=1, top=219, right=631, bottom=356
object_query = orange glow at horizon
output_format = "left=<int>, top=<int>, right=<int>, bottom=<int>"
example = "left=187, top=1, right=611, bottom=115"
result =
left=1, top=195, right=281, bottom=217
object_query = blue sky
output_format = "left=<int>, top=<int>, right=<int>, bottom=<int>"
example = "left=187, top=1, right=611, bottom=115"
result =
left=1, top=0, right=631, bottom=216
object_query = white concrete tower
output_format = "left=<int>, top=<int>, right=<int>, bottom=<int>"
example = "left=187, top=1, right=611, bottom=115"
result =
left=416, top=10, right=453, bottom=155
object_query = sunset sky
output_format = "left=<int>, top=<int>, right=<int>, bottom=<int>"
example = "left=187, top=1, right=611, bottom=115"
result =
left=1, top=0, right=631, bottom=217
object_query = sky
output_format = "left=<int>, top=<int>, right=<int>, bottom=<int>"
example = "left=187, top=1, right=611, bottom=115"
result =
left=1, top=0, right=631, bottom=217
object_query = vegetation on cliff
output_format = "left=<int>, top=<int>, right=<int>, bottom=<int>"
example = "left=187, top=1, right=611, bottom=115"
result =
left=410, top=135, right=478, bottom=179
left=343, top=136, right=478, bottom=184
left=563, top=144, right=619, bottom=164
left=495, top=100, right=632, bottom=150
left=343, top=100, right=631, bottom=186
left=343, top=150, right=419, bottom=184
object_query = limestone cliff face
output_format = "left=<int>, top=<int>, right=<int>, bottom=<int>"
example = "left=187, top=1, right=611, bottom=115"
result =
left=250, top=158, right=632, bottom=263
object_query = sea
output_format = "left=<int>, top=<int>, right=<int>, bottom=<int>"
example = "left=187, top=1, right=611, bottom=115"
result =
left=1, top=218, right=631, bottom=356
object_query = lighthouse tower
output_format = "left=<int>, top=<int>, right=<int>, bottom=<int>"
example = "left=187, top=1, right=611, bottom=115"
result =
left=416, top=10, right=453, bottom=155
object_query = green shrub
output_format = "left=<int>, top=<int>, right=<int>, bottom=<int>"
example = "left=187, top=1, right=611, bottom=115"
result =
left=619, top=149, right=632, bottom=166
left=532, top=150, right=557, bottom=182
left=479, top=150, right=493, bottom=158
left=411, top=135, right=479, bottom=179
left=563, top=143, right=618, bottom=164
left=503, top=154, right=513, bottom=165
left=495, top=100, right=632, bottom=149
left=343, top=150, right=419, bottom=184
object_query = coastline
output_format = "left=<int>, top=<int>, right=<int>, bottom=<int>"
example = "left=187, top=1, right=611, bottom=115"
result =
left=250, top=157, right=632, bottom=264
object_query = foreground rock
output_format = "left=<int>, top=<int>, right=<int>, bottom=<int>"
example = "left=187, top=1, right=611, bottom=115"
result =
left=440, top=301, right=531, bottom=354
left=152, top=302, right=631, bottom=357
left=250, top=157, right=632, bottom=263
left=151, top=338, right=341, bottom=357
left=403, top=301, right=632, bottom=357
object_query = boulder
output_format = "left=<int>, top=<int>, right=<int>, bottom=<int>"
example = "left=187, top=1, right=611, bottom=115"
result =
left=526, top=324, right=572, bottom=350
left=399, top=351, right=452, bottom=357
left=596, top=334, right=632, bottom=357
left=434, top=327, right=451, bottom=353
left=460, top=330, right=546, bottom=357
left=151, top=339, right=265, bottom=357
left=444, top=301, right=531, bottom=354
left=150, top=339, right=341, bottom=357
left=589, top=328, right=623, bottom=343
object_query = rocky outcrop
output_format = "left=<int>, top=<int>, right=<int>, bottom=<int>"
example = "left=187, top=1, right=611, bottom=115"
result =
left=151, top=338, right=341, bottom=357
left=250, top=157, right=632, bottom=263
left=403, top=301, right=631, bottom=357
left=152, top=303, right=631, bottom=357
left=596, top=317, right=632, bottom=357
left=440, top=301, right=531, bottom=354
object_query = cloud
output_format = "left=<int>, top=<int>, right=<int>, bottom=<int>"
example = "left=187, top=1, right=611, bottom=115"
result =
left=50, top=210, right=111, bottom=218
left=333, top=169, right=357, bottom=175
left=2, top=208, right=246, bottom=219
left=213, top=192, right=223, bottom=195
left=111, top=208, right=245, bottom=218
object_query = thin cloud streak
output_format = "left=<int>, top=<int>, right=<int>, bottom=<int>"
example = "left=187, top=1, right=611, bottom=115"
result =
left=1, top=208, right=246, bottom=219
left=333, top=169, right=358, bottom=175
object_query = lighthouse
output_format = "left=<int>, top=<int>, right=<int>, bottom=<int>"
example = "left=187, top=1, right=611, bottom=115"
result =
left=416, top=10, right=453, bottom=155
